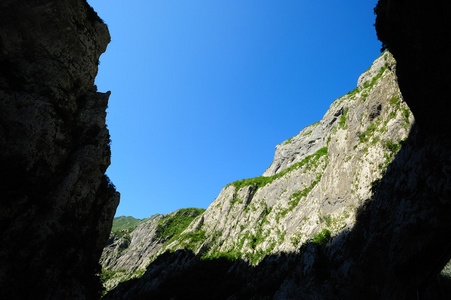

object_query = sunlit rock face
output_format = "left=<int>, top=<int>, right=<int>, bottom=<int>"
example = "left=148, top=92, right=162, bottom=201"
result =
left=103, top=52, right=429, bottom=299
left=103, top=1, right=451, bottom=297
left=0, top=1, right=118, bottom=299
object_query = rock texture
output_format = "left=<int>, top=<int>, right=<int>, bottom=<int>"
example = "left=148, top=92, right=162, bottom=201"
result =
left=0, top=1, right=118, bottom=299
left=103, top=1, right=451, bottom=299
left=100, top=209, right=204, bottom=291
left=167, top=51, right=412, bottom=263
left=104, top=51, right=446, bottom=299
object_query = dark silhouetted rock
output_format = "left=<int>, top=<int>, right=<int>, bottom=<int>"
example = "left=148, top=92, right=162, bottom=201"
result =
left=0, top=1, right=118, bottom=299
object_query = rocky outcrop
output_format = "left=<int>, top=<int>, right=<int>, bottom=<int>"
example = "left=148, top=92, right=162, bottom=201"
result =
left=100, top=209, right=204, bottom=291
left=104, top=52, right=432, bottom=299
left=103, top=1, right=451, bottom=299
left=165, top=52, right=413, bottom=264
left=0, top=1, right=118, bottom=299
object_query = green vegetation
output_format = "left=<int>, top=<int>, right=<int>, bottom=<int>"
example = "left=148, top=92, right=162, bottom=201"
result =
left=346, top=86, right=359, bottom=98
left=311, top=229, right=331, bottom=245
left=205, top=248, right=243, bottom=261
left=338, top=107, right=349, bottom=129
left=360, top=64, right=389, bottom=102
left=283, top=137, right=293, bottom=145
left=227, top=147, right=328, bottom=192
left=178, top=230, right=207, bottom=252
left=390, top=95, right=400, bottom=107
left=260, top=206, right=272, bottom=223
left=100, top=268, right=126, bottom=282
left=112, top=227, right=133, bottom=240
left=230, top=195, right=243, bottom=205
left=286, top=174, right=322, bottom=212
left=377, top=139, right=404, bottom=176
left=203, top=205, right=277, bottom=264
left=290, top=235, right=301, bottom=247
left=321, top=215, right=332, bottom=227
left=155, top=208, right=205, bottom=241
left=383, top=139, right=401, bottom=153
left=358, top=123, right=377, bottom=143
left=363, top=64, right=388, bottom=89
left=112, top=216, right=147, bottom=232
left=402, top=107, right=410, bottom=124
left=110, top=215, right=149, bottom=248
left=347, top=62, right=389, bottom=102
left=361, top=91, right=369, bottom=102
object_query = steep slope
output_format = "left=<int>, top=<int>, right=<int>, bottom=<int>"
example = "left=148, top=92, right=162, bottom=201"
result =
left=101, top=208, right=204, bottom=290
left=112, top=216, right=150, bottom=231
left=103, top=51, right=418, bottom=298
left=0, top=1, right=118, bottom=299
left=106, top=1, right=451, bottom=297
left=163, top=51, right=412, bottom=263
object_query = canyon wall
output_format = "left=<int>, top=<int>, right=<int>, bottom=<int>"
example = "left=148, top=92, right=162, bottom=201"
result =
left=2, top=0, right=450, bottom=298
left=104, top=1, right=451, bottom=298
left=0, top=1, right=118, bottom=299
left=105, top=51, right=448, bottom=299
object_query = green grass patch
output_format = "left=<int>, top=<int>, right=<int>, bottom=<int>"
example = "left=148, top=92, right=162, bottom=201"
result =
left=100, top=268, right=126, bottom=283
left=361, top=92, right=369, bottom=102
left=112, top=216, right=148, bottom=232
left=311, top=229, right=331, bottom=246
left=286, top=174, right=322, bottom=212
left=227, top=147, right=328, bottom=191
left=383, top=139, right=401, bottom=154
left=155, top=208, right=205, bottom=241
left=402, top=107, right=410, bottom=124
left=359, top=123, right=377, bottom=143
left=283, top=137, right=293, bottom=145
left=338, top=107, right=349, bottom=129
left=178, top=230, right=207, bottom=252
left=390, top=95, right=400, bottom=107
left=112, top=227, right=133, bottom=240
left=346, top=87, right=360, bottom=98
left=204, top=248, right=243, bottom=261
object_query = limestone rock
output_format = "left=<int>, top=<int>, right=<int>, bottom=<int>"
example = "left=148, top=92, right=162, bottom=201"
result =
left=103, top=52, right=434, bottom=299
left=0, top=1, right=118, bottom=299
left=162, top=51, right=413, bottom=264
left=104, top=1, right=451, bottom=298
left=100, top=209, right=204, bottom=291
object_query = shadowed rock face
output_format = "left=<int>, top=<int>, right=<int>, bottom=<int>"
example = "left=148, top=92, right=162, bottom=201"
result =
left=374, top=0, right=451, bottom=133
left=0, top=1, right=118, bottom=299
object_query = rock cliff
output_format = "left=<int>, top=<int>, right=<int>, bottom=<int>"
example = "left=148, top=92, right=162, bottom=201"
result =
left=104, top=50, right=451, bottom=299
left=0, top=1, right=118, bottom=299
left=99, top=0, right=451, bottom=299
left=166, top=52, right=412, bottom=263
left=100, top=209, right=204, bottom=290
left=103, top=1, right=451, bottom=292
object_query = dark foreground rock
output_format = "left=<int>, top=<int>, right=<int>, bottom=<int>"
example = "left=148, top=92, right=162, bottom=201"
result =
left=0, top=1, right=118, bottom=299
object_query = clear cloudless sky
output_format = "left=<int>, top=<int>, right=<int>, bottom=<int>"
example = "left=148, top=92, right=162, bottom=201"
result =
left=86, top=0, right=381, bottom=219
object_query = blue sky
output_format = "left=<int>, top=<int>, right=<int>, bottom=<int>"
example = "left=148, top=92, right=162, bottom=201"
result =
left=87, top=0, right=381, bottom=219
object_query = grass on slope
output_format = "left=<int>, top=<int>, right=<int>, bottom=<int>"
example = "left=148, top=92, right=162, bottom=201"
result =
left=155, top=208, right=206, bottom=242
left=226, top=147, right=328, bottom=192
left=112, top=216, right=149, bottom=232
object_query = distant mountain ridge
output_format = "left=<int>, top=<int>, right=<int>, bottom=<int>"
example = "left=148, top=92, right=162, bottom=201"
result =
left=111, top=216, right=152, bottom=232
